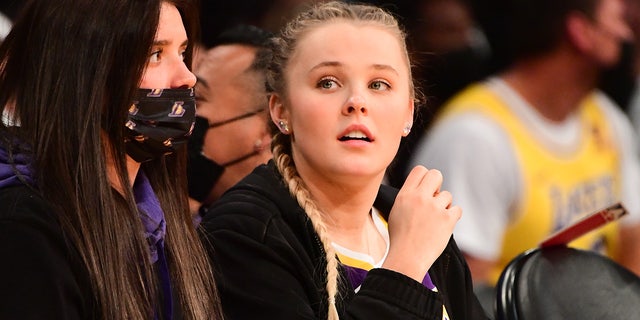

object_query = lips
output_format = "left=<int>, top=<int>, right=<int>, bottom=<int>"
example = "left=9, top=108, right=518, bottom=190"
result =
left=338, top=124, right=374, bottom=142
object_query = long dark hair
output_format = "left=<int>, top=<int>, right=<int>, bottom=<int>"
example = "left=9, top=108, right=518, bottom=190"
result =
left=0, top=0, right=220, bottom=319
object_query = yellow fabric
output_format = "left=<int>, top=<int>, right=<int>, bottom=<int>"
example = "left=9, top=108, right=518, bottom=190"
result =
left=442, top=84, right=621, bottom=284
left=335, top=252, right=375, bottom=271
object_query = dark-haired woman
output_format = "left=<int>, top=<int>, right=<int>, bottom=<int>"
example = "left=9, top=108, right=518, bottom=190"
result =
left=0, top=0, right=221, bottom=319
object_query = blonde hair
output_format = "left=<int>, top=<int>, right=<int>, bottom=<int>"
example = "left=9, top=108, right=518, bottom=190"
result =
left=267, top=2, right=416, bottom=318
left=267, top=1, right=416, bottom=100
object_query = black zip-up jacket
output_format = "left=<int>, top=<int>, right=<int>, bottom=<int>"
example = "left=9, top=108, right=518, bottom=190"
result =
left=0, top=185, right=96, bottom=319
left=200, top=162, right=488, bottom=319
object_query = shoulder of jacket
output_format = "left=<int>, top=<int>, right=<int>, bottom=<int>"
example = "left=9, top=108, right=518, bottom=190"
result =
left=0, top=185, right=53, bottom=223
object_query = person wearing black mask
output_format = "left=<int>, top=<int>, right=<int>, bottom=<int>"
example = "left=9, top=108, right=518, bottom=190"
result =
left=188, top=25, right=273, bottom=217
left=0, top=0, right=221, bottom=318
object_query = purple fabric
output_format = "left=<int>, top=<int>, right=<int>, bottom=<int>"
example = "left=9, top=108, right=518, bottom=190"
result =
left=422, top=272, right=436, bottom=290
left=0, top=142, right=34, bottom=188
left=343, top=265, right=369, bottom=289
left=131, top=170, right=172, bottom=320
left=343, top=264, right=436, bottom=291
left=132, top=171, right=166, bottom=264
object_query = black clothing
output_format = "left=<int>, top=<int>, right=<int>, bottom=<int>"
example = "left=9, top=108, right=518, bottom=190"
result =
left=0, top=184, right=175, bottom=319
left=200, top=162, right=488, bottom=319
left=0, top=185, right=95, bottom=319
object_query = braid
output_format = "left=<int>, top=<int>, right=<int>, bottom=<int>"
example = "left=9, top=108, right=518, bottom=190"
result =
left=272, top=132, right=341, bottom=320
left=265, top=3, right=417, bottom=318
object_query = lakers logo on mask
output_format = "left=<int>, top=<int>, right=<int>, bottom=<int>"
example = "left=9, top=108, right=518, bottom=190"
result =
left=147, top=88, right=164, bottom=97
left=169, top=101, right=186, bottom=117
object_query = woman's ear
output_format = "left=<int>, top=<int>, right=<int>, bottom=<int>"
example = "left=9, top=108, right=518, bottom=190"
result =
left=408, top=98, right=415, bottom=123
left=269, top=93, right=283, bottom=123
left=402, top=99, right=415, bottom=137
left=269, top=93, right=291, bottom=134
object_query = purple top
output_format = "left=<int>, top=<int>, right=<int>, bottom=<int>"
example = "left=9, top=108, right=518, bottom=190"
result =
left=131, top=171, right=173, bottom=320
left=132, top=171, right=166, bottom=264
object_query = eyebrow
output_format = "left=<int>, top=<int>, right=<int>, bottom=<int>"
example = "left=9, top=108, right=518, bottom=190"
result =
left=309, top=61, right=341, bottom=73
left=153, top=39, right=189, bottom=47
left=371, top=64, right=399, bottom=76
left=309, top=61, right=399, bottom=75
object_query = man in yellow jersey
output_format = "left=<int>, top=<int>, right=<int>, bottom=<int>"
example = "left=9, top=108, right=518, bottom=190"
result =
left=409, top=0, right=640, bottom=307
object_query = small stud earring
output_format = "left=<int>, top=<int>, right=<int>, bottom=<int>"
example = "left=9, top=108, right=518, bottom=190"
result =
left=403, top=123, right=412, bottom=136
left=278, top=120, right=290, bottom=134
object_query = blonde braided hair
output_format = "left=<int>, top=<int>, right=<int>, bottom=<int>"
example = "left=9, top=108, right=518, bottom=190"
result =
left=266, top=2, right=418, bottom=318
left=272, top=133, right=341, bottom=319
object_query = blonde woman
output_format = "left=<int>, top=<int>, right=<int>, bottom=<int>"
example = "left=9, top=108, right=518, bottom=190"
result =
left=200, top=1, right=487, bottom=319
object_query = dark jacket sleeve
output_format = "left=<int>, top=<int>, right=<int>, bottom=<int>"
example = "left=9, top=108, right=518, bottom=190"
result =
left=201, top=197, right=448, bottom=319
left=0, top=188, right=90, bottom=320
left=434, top=238, right=490, bottom=320
left=346, top=268, right=445, bottom=319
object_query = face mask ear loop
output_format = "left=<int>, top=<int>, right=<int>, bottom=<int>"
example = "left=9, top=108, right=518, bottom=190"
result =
left=208, top=109, right=266, bottom=129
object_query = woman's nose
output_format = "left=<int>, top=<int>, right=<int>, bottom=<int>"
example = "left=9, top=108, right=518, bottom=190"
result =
left=342, top=94, right=368, bottom=115
left=171, top=61, right=197, bottom=88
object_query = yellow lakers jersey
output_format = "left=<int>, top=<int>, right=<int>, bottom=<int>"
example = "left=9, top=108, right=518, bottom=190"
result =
left=441, top=83, right=622, bottom=284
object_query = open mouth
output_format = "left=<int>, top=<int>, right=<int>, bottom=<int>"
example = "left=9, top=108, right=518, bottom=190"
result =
left=339, top=130, right=372, bottom=142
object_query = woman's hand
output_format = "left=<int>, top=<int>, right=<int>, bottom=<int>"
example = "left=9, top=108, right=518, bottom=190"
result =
left=382, top=165, right=462, bottom=282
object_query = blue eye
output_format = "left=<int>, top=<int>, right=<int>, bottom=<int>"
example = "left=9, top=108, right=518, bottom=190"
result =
left=318, top=77, right=339, bottom=89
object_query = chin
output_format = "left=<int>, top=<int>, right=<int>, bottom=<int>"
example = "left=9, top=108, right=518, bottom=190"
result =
left=334, top=162, right=385, bottom=180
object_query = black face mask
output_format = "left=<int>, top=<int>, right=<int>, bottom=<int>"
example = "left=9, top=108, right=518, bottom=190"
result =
left=187, top=110, right=265, bottom=203
left=125, top=88, right=196, bottom=163
left=187, top=116, right=225, bottom=202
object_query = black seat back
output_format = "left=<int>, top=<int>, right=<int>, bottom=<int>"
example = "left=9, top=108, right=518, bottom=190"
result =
left=495, top=246, right=640, bottom=320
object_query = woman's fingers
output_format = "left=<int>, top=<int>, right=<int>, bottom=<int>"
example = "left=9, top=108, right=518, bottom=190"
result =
left=385, top=168, right=461, bottom=281
left=402, top=165, right=429, bottom=189
left=403, top=166, right=443, bottom=197
left=435, top=190, right=453, bottom=210
left=450, top=205, right=462, bottom=221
